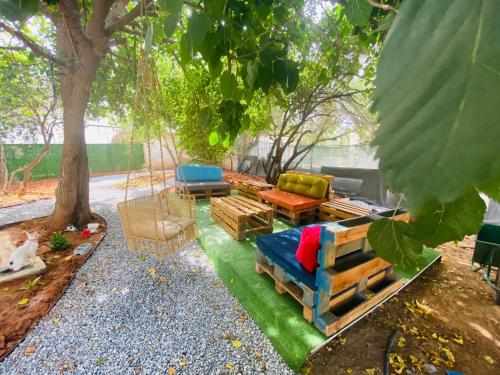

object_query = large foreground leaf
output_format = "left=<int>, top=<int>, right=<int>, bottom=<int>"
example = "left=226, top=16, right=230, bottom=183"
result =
left=413, top=190, right=486, bottom=247
left=368, top=219, right=423, bottom=273
left=372, top=0, right=500, bottom=213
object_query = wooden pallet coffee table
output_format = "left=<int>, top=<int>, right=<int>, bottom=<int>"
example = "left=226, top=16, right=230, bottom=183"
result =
left=236, top=179, right=274, bottom=201
left=319, top=199, right=371, bottom=221
left=211, top=195, right=273, bottom=240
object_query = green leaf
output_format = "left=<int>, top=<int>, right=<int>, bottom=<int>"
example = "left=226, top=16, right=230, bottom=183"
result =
left=144, top=23, right=153, bottom=56
left=208, top=58, right=223, bottom=78
left=179, top=34, right=193, bottom=64
left=187, top=11, right=211, bottom=47
left=222, top=134, right=230, bottom=148
left=163, top=13, right=179, bottom=37
left=220, top=71, right=239, bottom=100
left=159, top=0, right=183, bottom=14
left=413, top=190, right=486, bottom=247
left=0, top=0, right=38, bottom=21
left=374, top=12, right=395, bottom=32
left=200, top=107, right=212, bottom=127
left=241, top=114, right=250, bottom=130
left=209, top=130, right=220, bottom=146
left=372, top=0, right=500, bottom=213
left=246, top=61, right=258, bottom=89
left=344, top=0, right=372, bottom=27
left=285, top=65, right=299, bottom=93
left=367, top=219, right=423, bottom=273
left=205, top=0, right=225, bottom=18
left=480, top=176, right=500, bottom=203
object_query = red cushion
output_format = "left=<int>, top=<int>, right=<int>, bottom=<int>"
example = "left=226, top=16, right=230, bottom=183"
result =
left=295, top=226, right=321, bottom=272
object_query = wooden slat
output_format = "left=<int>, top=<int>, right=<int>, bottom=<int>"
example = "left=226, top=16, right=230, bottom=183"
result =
left=328, top=270, right=387, bottom=310
left=211, top=208, right=239, bottom=231
left=256, top=258, right=314, bottom=321
left=332, top=257, right=390, bottom=294
left=321, top=201, right=371, bottom=216
left=330, top=213, right=410, bottom=246
left=212, top=198, right=246, bottom=218
left=211, top=213, right=238, bottom=240
left=324, top=277, right=404, bottom=336
left=232, top=195, right=273, bottom=212
left=228, top=196, right=270, bottom=215
left=224, top=196, right=259, bottom=215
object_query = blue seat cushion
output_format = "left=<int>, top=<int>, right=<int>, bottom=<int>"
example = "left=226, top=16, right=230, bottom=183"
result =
left=176, top=164, right=223, bottom=182
left=256, top=227, right=317, bottom=289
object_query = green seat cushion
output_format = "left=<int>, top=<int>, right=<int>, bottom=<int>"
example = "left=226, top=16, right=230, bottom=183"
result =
left=277, top=173, right=328, bottom=199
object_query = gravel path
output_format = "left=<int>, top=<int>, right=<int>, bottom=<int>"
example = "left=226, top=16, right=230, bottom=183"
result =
left=0, top=176, right=292, bottom=375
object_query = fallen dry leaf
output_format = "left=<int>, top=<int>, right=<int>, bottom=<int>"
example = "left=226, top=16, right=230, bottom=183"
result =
left=18, top=298, right=29, bottom=306
left=148, top=267, right=157, bottom=276
left=96, top=356, right=108, bottom=366
left=53, top=317, right=61, bottom=324
left=167, top=368, right=175, bottom=375
left=226, top=362, right=234, bottom=371
left=389, top=353, right=406, bottom=374
left=483, top=355, right=495, bottom=365
left=179, top=358, right=187, bottom=367
left=231, top=339, right=242, bottom=349
left=397, top=336, right=406, bottom=348
left=346, top=368, right=352, bottom=374
left=24, top=346, right=36, bottom=356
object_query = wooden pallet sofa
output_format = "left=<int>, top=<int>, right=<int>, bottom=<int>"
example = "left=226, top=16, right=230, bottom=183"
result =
left=255, top=209, right=407, bottom=336
left=175, top=164, right=231, bottom=198
left=256, top=171, right=333, bottom=226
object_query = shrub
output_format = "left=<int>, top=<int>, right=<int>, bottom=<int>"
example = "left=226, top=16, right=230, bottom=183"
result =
left=49, top=232, right=70, bottom=251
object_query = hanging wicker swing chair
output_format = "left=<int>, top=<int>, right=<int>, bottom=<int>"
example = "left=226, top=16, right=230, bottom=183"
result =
left=117, top=47, right=196, bottom=259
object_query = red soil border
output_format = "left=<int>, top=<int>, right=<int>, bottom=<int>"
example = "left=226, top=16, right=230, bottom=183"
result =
left=0, top=214, right=108, bottom=361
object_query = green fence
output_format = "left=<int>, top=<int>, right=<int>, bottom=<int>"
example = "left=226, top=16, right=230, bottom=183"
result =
left=4, top=144, right=144, bottom=180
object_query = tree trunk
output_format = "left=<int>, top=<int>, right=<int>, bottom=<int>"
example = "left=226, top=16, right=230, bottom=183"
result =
left=17, top=143, right=51, bottom=196
left=48, top=63, right=98, bottom=231
left=0, top=143, right=8, bottom=194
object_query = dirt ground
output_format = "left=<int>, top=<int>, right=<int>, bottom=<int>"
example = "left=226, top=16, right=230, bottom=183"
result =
left=0, top=179, right=58, bottom=208
left=303, top=237, right=500, bottom=375
left=0, top=170, right=136, bottom=208
left=0, top=216, right=107, bottom=360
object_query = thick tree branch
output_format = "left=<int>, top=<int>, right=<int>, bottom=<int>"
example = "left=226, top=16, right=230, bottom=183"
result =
left=367, top=0, right=398, bottom=13
left=58, top=0, right=93, bottom=55
left=88, top=0, right=115, bottom=53
left=0, top=21, right=66, bottom=66
left=105, top=0, right=153, bottom=35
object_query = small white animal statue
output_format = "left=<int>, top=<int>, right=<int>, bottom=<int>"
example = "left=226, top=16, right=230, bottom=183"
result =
left=8, top=231, right=39, bottom=272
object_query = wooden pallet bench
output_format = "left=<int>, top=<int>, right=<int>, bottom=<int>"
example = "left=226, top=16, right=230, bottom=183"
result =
left=256, top=250, right=315, bottom=322
left=257, top=171, right=333, bottom=226
left=175, top=185, right=230, bottom=199
left=256, top=209, right=408, bottom=336
left=319, top=199, right=372, bottom=222
left=236, top=179, right=274, bottom=201
left=211, top=195, right=273, bottom=240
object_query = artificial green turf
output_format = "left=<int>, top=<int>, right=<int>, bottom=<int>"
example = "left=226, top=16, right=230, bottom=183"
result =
left=195, top=200, right=441, bottom=370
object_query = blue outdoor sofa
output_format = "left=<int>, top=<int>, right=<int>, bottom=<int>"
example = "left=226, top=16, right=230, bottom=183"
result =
left=175, top=164, right=231, bottom=198
left=255, top=209, right=407, bottom=336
